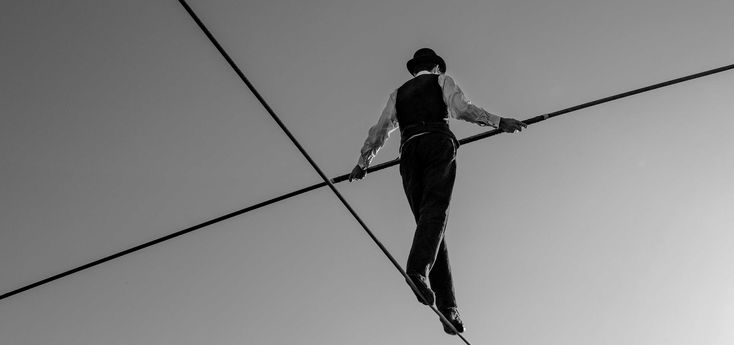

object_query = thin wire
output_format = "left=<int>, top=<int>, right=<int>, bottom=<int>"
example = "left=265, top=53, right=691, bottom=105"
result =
left=174, top=0, right=470, bottom=341
left=0, top=8, right=731, bottom=325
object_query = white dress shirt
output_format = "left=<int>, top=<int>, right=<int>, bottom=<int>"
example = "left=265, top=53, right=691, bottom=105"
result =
left=357, top=71, right=502, bottom=169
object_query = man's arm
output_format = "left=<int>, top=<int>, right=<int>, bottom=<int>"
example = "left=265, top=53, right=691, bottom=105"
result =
left=440, top=74, right=526, bottom=133
left=349, top=90, right=399, bottom=182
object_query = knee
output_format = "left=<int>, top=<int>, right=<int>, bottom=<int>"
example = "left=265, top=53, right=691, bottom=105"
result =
left=418, top=206, right=449, bottom=225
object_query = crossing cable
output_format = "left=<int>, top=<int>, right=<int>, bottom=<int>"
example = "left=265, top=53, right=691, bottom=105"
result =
left=0, top=5, right=731, bottom=321
left=173, top=0, right=471, bottom=341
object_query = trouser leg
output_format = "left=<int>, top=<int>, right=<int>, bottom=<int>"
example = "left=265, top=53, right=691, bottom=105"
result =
left=430, top=239, right=457, bottom=309
left=400, top=150, right=424, bottom=225
left=401, top=135, right=457, bottom=280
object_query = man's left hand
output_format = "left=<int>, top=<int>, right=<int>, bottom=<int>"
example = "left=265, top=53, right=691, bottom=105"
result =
left=499, top=118, right=527, bottom=133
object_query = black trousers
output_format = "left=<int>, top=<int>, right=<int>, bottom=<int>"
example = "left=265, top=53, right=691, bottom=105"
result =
left=400, top=133, right=457, bottom=309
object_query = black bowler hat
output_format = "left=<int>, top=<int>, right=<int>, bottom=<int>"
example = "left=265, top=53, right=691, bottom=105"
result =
left=406, top=48, right=446, bottom=75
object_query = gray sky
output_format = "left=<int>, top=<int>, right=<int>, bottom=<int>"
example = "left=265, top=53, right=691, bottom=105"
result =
left=2, top=0, right=734, bottom=344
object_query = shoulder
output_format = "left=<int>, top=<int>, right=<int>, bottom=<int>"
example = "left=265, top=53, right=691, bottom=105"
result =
left=438, top=74, right=457, bottom=86
left=437, top=74, right=460, bottom=93
left=382, top=89, right=398, bottom=107
left=388, top=88, right=398, bottom=100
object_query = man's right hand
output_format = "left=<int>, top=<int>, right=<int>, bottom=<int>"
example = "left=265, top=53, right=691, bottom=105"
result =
left=349, top=165, right=366, bottom=182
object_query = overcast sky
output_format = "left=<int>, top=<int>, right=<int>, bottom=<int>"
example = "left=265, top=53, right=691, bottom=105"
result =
left=2, top=1, right=734, bottom=344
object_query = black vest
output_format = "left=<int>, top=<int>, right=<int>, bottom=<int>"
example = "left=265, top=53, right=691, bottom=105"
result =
left=396, top=74, right=457, bottom=148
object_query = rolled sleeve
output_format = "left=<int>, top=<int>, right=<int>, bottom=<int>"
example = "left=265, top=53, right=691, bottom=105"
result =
left=357, top=90, right=399, bottom=169
left=440, top=74, right=501, bottom=128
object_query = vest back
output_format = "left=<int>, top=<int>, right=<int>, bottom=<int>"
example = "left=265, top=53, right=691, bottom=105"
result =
left=396, top=74, right=456, bottom=147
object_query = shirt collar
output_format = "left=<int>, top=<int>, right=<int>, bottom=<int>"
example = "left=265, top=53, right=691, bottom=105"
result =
left=414, top=70, right=436, bottom=77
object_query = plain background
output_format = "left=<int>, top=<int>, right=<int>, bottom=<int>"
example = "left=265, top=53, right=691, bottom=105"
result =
left=2, top=1, right=734, bottom=344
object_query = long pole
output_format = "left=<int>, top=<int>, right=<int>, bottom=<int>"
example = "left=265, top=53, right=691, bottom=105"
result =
left=3, top=14, right=734, bottom=305
left=3, top=61, right=733, bottom=303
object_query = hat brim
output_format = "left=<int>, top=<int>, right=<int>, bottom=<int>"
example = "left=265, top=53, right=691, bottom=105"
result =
left=406, top=55, right=446, bottom=75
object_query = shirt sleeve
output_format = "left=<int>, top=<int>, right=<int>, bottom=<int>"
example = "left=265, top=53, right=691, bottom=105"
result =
left=357, top=90, right=399, bottom=169
left=439, top=74, right=501, bottom=128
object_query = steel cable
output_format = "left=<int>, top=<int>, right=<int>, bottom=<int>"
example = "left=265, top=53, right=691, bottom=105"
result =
left=174, top=0, right=470, bottom=341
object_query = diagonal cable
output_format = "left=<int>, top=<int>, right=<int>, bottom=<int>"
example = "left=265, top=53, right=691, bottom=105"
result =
left=175, top=0, right=470, bottom=341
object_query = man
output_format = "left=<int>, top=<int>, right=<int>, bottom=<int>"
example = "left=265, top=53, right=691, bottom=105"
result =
left=348, top=48, right=526, bottom=334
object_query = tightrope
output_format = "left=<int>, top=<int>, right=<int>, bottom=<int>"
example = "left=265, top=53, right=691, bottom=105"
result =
left=175, top=0, right=470, bottom=340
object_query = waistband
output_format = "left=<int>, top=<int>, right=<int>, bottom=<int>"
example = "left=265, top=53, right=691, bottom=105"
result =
left=399, top=121, right=458, bottom=152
